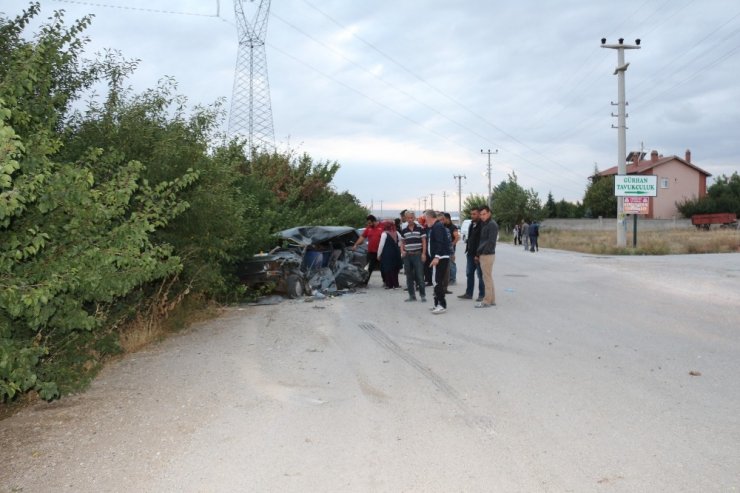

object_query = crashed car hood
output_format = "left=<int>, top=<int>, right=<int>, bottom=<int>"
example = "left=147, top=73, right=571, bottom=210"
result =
left=278, top=226, right=359, bottom=246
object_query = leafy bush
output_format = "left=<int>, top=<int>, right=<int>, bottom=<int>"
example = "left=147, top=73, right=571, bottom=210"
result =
left=1, top=5, right=195, bottom=402
left=1, top=4, right=370, bottom=402
left=676, top=172, right=740, bottom=217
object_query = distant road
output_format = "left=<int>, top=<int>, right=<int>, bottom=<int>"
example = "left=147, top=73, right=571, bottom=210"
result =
left=2, top=244, right=739, bottom=492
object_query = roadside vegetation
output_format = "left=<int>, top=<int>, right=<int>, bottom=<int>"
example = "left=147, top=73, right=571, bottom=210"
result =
left=1, top=4, right=367, bottom=407
left=541, top=228, right=740, bottom=255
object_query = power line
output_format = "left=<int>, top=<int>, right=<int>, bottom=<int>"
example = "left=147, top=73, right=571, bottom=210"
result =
left=295, top=0, right=654, bottom=186
left=50, top=0, right=219, bottom=17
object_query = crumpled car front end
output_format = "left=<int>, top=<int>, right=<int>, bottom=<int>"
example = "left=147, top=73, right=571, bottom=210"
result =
left=242, top=226, right=369, bottom=298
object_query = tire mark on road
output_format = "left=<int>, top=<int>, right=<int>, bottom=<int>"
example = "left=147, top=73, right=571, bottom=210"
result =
left=359, top=322, right=494, bottom=436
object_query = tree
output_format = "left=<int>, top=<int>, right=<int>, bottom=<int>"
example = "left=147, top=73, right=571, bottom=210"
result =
left=461, top=194, right=488, bottom=219
left=583, top=175, right=617, bottom=218
left=490, top=173, right=542, bottom=229
left=1, top=6, right=196, bottom=401
left=554, top=199, right=583, bottom=218
left=544, top=191, right=556, bottom=218
left=676, top=172, right=740, bottom=217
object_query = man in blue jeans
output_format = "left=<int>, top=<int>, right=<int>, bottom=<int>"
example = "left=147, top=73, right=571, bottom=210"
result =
left=458, top=207, right=485, bottom=301
left=400, top=211, right=427, bottom=302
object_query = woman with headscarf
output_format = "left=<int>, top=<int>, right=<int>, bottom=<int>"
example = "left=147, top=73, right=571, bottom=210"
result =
left=377, top=220, right=402, bottom=289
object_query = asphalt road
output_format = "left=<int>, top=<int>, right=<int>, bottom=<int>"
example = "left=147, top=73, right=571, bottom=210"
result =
left=2, top=243, right=739, bottom=492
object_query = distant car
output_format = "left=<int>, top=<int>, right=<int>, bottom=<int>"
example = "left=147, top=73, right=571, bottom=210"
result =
left=460, top=219, right=472, bottom=242
left=241, top=226, right=369, bottom=298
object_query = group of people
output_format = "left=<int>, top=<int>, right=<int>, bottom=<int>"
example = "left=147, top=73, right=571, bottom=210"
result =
left=512, top=219, right=539, bottom=252
left=352, top=206, right=499, bottom=314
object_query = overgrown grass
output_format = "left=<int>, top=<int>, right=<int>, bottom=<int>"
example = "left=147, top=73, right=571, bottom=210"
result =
left=0, top=294, right=222, bottom=419
left=541, top=228, right=740, bottom=255
left=119, top=293, right=221, bottom=353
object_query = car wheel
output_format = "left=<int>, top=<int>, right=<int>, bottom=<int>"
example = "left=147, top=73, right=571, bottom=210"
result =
left=286, top=274, right=305, bottom=299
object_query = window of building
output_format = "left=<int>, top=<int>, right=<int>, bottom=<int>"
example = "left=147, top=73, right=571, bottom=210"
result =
left=660, top=177, right=669, bottom=189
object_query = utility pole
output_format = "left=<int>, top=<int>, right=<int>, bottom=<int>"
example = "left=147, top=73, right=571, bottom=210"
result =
left=442, top=191, right=447, bottom=211
left=481, top=149, right=498, bottom=208
left=453, top=174, right=466, bottom=226
left=423, top=197, right=428, bottom=209
left=379, top=200, right=383, bottom=217
left=430, top=193, right=435, bottom=210
left=602, top=37, right=640, bottom=247
left=417, top=197, right=422, bottom=211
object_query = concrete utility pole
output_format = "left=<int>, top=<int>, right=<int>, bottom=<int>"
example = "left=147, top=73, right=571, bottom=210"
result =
left=430, top=193, right=435, bottom=210
left=442, top=191, right=447, bottom=212
left=481, top=149, right=498, bottom=208
left=601, top=37, right=640, bottom=247
left=423, top=197, right=428, bottom=209
left=454, top=174, right=466, bottom=226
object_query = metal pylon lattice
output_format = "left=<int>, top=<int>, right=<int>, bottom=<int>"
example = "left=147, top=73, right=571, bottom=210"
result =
left=229, top=0, right=275, bottom=152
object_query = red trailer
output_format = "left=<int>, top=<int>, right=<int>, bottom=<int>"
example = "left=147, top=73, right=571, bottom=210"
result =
left=691, top=213, right=738, bottom=230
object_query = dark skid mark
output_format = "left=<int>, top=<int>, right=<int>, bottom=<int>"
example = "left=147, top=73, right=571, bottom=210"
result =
left=358, top=322, right=495, bottom=436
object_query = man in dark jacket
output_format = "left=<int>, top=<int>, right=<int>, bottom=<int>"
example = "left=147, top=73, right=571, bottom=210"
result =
left=475, top=206, right=498, bottom=308
left=424, top=210, right=452, bottom=314
left=458, top=207, right=485, bottom=301
left=529, top=220, right=540, bottom=252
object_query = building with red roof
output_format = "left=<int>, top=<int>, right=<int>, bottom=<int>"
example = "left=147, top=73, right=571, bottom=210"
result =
left=594, top=149, right=711, bottom=219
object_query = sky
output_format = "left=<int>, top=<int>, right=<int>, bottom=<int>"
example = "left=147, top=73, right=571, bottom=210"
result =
left=3, top=0, right=739, bottom=217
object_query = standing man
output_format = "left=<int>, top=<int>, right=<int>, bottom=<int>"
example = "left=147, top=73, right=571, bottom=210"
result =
left=442, top=212, right=460, bottom=285
left=529, top=219, right=539, bottom=252
left=425, top=210, right=453, bottom=314
left=400, top=211, right=427, bottom=302
left=521, top=220, right=530, bottom=251
left=352, top=214, right=384, bottom=286
left=458, top=207, right=485, bottom=302
left=475, top=206, right=498, bottom=308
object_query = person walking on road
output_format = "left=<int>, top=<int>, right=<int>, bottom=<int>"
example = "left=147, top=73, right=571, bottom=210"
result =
left=425, top=209, right=452, bottom=314
left=400, top=211, right=427, bottom=302
left=521, top=220, right=530, bottom=251
left=458, top=207, right=485, bottom=302
left=529, top=220, right=540, bottom=252
left=476, top=206, right=498, bottom=308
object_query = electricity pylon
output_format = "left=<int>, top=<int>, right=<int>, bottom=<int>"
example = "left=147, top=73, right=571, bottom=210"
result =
left=229, top=0, right=275, bottom=152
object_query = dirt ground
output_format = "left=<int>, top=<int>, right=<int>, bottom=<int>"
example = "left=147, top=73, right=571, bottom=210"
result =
left=2, top=244, right=739, bottom=492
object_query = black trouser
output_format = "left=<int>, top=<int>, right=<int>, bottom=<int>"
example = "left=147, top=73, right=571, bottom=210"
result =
left=433, top=258, right=450, bottom=309
left=529, top=235, right=539, bottom=251
left=367, top=252, right=380, bottom=282
left=424, top=255, right=433, bottom=284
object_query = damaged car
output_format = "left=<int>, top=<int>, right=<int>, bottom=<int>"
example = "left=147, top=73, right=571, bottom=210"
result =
left=241, top=226, right=369, bottom=298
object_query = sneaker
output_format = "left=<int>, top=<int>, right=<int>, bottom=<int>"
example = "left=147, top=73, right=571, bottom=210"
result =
left=457, top=294, right=473, bottom=299
left=420, top=297, right=427, bottom=302
left=432, top=306, right=447, bottom=314
left=475, top=296, right=484, bottom=302
left=429, top=305, right=437, bottom=311
left=404, top=297, right=417, bottom=302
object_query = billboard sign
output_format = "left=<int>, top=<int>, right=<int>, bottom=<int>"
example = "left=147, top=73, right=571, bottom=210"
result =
left=624, top=196, right=649, bottom=214
left=615, top=175, right=657, bottom=197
